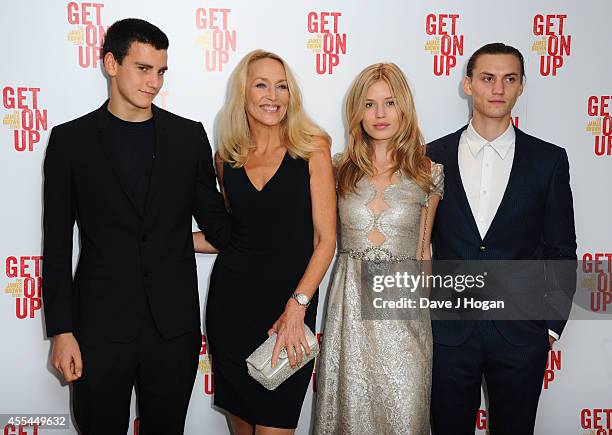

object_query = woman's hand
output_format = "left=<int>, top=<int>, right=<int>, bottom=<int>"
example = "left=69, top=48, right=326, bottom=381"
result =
left=268, top=299, right=310, bottom=369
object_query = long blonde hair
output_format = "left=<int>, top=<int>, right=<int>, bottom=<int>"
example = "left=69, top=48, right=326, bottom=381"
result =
left=217, top=49, right=329, bottom=166
left=337, top=63, right=432, bottom=194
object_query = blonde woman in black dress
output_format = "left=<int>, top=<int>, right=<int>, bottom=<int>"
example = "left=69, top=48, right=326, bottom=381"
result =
left=194, top=50, right=336, bottom=435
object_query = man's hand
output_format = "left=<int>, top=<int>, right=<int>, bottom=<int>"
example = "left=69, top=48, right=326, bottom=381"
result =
left=51, top=332, right=83, bottom=382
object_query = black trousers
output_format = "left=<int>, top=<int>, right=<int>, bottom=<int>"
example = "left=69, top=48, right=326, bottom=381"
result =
left=72, top=308, right=201, bottom=435
left=431, top=320, right=549, bottom=435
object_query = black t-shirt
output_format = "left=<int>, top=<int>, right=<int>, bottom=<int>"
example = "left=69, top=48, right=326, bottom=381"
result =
left=106, top=109, right=155, bottom=215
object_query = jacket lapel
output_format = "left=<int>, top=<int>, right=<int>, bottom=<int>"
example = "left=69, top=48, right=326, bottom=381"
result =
left=444, top=126, right=482, bottom=241
left=142, top=104, right=168, bottom=218
left=483, top=126, right=528, bottom=243
left=94, top=102, right=141, bottom=217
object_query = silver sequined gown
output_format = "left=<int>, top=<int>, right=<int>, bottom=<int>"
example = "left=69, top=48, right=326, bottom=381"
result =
left=314, top=155, right=444, bottom=435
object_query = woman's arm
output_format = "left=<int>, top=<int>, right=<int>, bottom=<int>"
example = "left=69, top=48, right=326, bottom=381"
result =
left=416, top=194, right=441, bottom=262
left=416, top=161, right=444, bottom=262
left=193, top=231, right=219, bottom=254
left=417, top=162, right=443, bottom=299
left=269, top=137, right=337, bottom=369
left=416, top=194, right=440, bottom=298
left=290, top=137, right=337, bottom=303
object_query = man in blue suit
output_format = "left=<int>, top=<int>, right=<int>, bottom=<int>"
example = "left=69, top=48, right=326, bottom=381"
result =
left=427, top=43, right=577, bottom=434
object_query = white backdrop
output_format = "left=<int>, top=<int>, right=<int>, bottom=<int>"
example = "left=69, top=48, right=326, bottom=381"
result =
left=1, top=1, right=611, bottom=434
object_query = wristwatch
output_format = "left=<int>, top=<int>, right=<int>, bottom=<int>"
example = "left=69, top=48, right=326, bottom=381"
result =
left=291, top=292, right=310, bottom=308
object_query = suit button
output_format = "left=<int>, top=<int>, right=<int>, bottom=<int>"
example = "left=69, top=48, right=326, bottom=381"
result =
left=141, top=234, right=148, bottom=243
left=143, top=270, right=150, bottom=278
left=479, top=245, right=487, bottom=252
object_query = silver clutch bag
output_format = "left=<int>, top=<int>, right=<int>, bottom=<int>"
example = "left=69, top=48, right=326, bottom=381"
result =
left=246, top=325, right=319, bottom=390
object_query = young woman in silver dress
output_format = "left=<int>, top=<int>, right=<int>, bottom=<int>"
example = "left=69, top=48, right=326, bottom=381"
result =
left=314, top=63, right=443, bottom=434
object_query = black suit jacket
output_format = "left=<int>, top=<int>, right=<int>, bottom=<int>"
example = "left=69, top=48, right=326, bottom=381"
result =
left=427, top=125, right=577, bottom=346
left=42, top=102, right=230, bottom=343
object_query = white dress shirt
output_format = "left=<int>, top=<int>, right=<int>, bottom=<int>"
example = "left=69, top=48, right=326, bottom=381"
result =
left=458, top=120, right=559, bottom=341
left=458, top=120, right=515, bottom=239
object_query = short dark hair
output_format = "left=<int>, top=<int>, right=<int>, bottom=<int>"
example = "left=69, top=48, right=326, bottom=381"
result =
left=466, top=42, right=525, bottom=79
left=102, top=18, right=169, bottom=64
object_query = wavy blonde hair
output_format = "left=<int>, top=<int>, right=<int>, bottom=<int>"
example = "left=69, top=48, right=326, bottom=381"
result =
left=337, top=63, right=432, bottom=195
left=217, top=49, right=329, bottom=166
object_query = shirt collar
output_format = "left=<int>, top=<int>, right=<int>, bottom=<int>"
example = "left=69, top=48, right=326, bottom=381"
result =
left=465, top=120, right=515, bottom=159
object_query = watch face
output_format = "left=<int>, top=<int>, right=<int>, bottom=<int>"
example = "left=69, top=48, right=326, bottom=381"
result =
left=295, top=293, right=309, bottom=305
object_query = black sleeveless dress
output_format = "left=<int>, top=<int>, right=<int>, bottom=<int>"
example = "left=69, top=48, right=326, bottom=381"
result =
left=206, top=151, right=318, bottom=429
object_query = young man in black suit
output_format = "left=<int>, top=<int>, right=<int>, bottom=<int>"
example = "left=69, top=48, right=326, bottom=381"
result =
left=427, top=43, right=576, bottom=434
left=42, top=18, right=229, bottom=434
